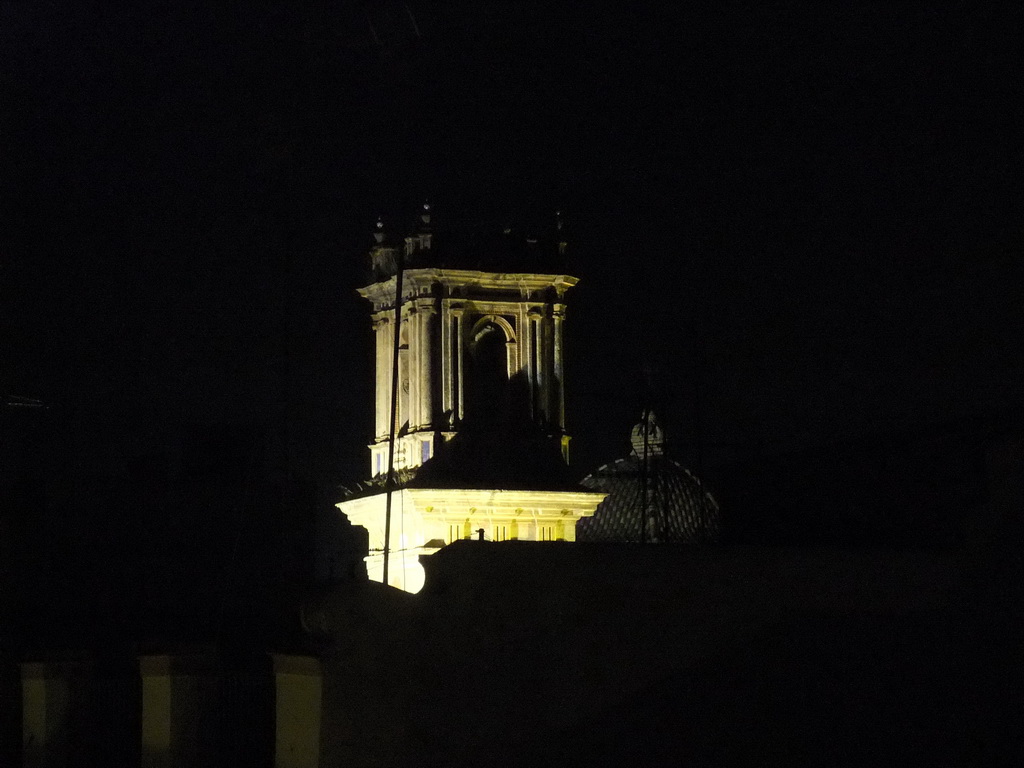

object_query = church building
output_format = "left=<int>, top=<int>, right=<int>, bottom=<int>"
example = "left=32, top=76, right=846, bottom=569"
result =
left=337, top=206, right=606, bottom=592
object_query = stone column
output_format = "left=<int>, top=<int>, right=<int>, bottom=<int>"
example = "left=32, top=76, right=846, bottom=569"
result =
left=541, top=311, right=554, bottom=424
left=372, top=314, right=390, bottom=441
left=440, top=301, right=453, bottom=422
left=553, top=304, right=566, bottom=432
left=418, top=301, right=436, bottom=430
left=398, top=317, right=409, bottom=440
left=520, top=307, right=531, bottom=418
left=451, top=307, right=465, bottom=422
left=505, top=338, right=517, bottom=380
left=527, top=308, right=543, bottom=420
left=405, top=306, right=420, bottom=431
left=373, top=314, right=393, bottom=477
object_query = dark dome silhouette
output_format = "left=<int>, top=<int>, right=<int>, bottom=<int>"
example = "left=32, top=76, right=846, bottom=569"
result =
left=577, top=412, right=720, bottom=543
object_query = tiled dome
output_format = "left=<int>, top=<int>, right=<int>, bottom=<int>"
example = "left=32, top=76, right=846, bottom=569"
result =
left=577, top=413, right=720, bottom=544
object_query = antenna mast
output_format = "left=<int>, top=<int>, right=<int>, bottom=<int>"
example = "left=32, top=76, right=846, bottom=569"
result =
left=382, top=235, right=406, bottom=587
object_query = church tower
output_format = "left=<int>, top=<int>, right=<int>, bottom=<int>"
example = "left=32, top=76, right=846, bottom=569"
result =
left=338, top=206, right=605, bottom=592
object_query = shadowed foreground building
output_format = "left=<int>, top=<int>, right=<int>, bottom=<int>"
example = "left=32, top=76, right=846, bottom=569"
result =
left=305, top=538, right=1018, bottom=767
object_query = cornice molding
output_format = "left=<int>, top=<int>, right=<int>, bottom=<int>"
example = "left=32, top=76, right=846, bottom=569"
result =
left=357, top=269, right=580, bottom=308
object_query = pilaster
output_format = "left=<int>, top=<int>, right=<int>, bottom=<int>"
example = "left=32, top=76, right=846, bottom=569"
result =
left=405, top=305, right=420, bottom=430
left=440, top=300, right=453, bottom=424
left=527, top=307, right=543, bottom=420
left=398, top=315, right=410, bottom=437
left=553, top=304, right=566, bottom=431
left=414, top=299, right=437, bottom=430
left=451, top=306, right=466, bottom=423
left=372, top=314, right=390, bottom=442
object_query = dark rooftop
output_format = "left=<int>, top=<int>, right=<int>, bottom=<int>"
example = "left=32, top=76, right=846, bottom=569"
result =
left=368, top=210, right=569, bottom=280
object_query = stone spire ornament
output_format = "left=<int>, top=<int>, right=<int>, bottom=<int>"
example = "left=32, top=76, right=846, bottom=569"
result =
left=630, top=410, right=666, bottom=458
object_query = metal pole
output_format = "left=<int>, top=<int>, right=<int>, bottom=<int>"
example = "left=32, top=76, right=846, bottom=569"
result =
left=382, top=252, right=405, bottom=587
left=640, top=405, right=650, bottom=544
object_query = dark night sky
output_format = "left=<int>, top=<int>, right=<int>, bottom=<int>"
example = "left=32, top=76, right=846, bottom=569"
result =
left=3, top=3, right=1022, bottom=501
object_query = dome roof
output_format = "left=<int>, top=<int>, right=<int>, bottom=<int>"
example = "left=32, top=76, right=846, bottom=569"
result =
left=577, top=413, right=720, bottom=544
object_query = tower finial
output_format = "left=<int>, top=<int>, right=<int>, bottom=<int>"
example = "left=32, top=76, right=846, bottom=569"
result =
left=630, top=411, right=665, bottom=457
left=555, top=210, right=567, bottom=255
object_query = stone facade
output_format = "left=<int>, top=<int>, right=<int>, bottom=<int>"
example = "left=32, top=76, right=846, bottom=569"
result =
left=359, top=267, right=577, bottom=476
left=341, top=488, right=602, bottom=593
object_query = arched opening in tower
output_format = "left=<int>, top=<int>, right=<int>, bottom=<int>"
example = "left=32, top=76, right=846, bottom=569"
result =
left=465, top=322, right=509, bottom=424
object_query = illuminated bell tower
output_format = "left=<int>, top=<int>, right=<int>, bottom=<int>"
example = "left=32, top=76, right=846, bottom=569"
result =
left=360, top=205, right=575, bottom=476
left=338, top=206, right=605, bottom=592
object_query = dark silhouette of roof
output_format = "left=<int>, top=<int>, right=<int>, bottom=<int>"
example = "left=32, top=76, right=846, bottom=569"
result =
left=423, top=225, right=566, bottom=274
left=368, top=208, right=568, bottom=280
left=408, top=373, right=578, bottom=492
